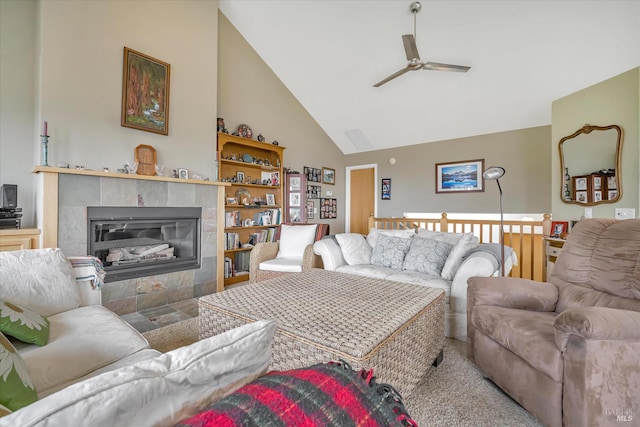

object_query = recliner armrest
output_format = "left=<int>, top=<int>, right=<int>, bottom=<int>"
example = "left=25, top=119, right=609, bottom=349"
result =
left=554, top=307, right=640, bottom=351
left=467, top=277, right=559, bottom=312
left=449, top=252, right=498, bottom=314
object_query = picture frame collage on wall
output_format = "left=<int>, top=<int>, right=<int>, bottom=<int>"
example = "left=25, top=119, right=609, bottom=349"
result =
left=320, top=198, right=337, bottom=219
left=306, top=184, right=321, bottom=199
left=304, top=166, right=321, bottom=183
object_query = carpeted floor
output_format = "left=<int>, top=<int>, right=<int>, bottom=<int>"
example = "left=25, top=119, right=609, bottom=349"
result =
left=143, top=318, right=543, bottom=427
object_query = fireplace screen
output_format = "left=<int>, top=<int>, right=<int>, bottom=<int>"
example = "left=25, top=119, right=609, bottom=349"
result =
left=88, top=207, right=201, bottom=282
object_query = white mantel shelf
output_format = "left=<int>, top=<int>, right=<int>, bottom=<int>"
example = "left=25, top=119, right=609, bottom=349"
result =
left=33, top=166, right=230, bottom=187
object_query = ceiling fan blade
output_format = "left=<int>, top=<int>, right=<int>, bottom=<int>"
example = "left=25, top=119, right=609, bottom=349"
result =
left=423, top=62, right=471, bottom=72
left=402, top=34, right=420, bottom=61
left=373, top=65, right=413, bottom=87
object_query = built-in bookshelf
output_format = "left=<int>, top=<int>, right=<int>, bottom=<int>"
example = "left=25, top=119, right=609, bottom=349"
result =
left=217, top=132, right=285, bottom=286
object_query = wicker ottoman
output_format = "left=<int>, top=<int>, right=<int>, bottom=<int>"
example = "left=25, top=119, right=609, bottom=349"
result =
left=199, top=269, right=445, bottom=396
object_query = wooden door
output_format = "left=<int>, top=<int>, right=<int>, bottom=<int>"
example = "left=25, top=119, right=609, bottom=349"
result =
left=349, top=168, right=374, bottom=234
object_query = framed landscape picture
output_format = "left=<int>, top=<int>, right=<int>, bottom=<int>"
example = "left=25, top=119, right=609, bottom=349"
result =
left=322, top=167, right=336, bottom=185
left=435, top=159, right=484, bottom=193
left=121, top=47, right=170, bottom=135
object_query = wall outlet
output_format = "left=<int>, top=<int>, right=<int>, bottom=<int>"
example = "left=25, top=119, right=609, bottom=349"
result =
left=326, top=190, right=333, bottom=196
left=584, top=207, right=592, bottom=218
left=615, top=208, right=636, bottom=220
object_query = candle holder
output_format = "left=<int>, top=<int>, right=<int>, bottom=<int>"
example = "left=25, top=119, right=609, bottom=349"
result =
left=40, top=134, right=49, bottom=166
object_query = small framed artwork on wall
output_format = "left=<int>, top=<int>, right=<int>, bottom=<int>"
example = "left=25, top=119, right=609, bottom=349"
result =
left=381, top=178, right=391, bottom=200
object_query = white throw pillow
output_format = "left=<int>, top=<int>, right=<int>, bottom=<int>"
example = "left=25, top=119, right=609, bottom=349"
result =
left=276, top=224, right=318, bottom=260
left=335, top=234, right=372, bottom=265
left=0, top=248, right=80, bottom=317
left=2, top=320, right=277, bottom=427
left=440, top=233, right=479, bottom=280
left=366, top=228, right=415, bottom=249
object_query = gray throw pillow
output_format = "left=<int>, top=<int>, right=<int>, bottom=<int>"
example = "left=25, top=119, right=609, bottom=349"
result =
left=402, top=238, right=453, bottom=276
left=370, top=234, right=412, bottom=270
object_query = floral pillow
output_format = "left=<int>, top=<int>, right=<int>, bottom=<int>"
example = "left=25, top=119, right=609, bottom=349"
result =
left=0, top=332, right=38, bottom=412
left=370, top=234, right=412, bottom=270
left=0, top=299, right=49, bottom=346
left=403, top=237, right=453, bottom=276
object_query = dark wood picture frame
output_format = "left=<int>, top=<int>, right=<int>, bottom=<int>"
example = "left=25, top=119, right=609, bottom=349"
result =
left=121, top=47, right=170, bottom=135
left=322, top=167, right=336, bottom=185
left=435, top=159, right=484, bottom=194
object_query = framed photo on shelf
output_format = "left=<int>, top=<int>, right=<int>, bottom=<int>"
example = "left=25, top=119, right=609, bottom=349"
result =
left=608, top=190, right=618, bottom=200
left=322, top=167, right=336, bottom=185
left=226, top=197, right=238, bottom=205
left=381, top=178, right=391, bottom=200
left=435, top=159, right=484, bottom=193
left=178, top=168, right=189, bottom=179
left=265, top=193, right=276, bottom=206
left=236, top=171, right=245, bottom=183
left=121, top=47, right=170, bottom=135
left=575, top=191, right=588, bottom=203
left=594, top=191, right=603, bottom=202
left=573, top=175, right=591, bottom=203
left=550, top=221, right=569, bottom=238
left=607, top=175, right=617, bottom=190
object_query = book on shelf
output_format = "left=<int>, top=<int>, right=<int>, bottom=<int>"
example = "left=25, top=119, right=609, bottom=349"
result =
left=224, top=232, right=240, bottom=250
left=252, top=208, right=282, bottom=226
left=247, top=227, right=278, bottom=245
left=224, top=257, right=233, bottom=278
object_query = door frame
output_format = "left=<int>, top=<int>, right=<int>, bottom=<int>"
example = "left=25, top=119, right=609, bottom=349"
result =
left=345, top=163, right=378, bottom=233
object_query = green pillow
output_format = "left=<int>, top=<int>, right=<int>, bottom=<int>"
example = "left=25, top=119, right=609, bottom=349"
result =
left=0, top=299, right=49, bottom=346
left=0, top=332, right=38, bottom=411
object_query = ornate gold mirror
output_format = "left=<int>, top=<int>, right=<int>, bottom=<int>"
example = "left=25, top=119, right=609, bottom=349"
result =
left=559, top=124, right=623, bottom=206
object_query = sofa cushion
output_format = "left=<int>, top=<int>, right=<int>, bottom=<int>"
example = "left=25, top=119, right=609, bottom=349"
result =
left=0, top=248, right=80, bottom=317
left=370, top=234, right=412, bottom=270
left=18, top=305, right=149, bottom=398
left=402, top=237, right=453, bottom=276
left=177, top=361, right=416, bottom=427
left=3, top=320, right=277, bottom=427
left=366, top=228, right=415, bottom=249
left=0, top=332, right=38, bottom=412
left=335, top=264, right=398, bottom=279
left=276, top=224, right=318, bottom=260
left=258, top=257, right=303, bottom=273
left=0, top=299, right=49, bottom=346
left=335, top=233, right=372, bottom=265
left=385, top=271, right=451, bottom=302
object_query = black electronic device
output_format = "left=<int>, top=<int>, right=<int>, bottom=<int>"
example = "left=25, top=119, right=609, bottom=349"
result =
left=0, top=184, right=18, bottom=209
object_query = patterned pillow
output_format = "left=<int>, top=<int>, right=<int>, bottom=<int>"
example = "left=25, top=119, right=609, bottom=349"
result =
left=403, top=238, right=453, bottom=276
left=0, top=299, right=49, bottom=346
left=370, top=234, right=412, bottom=270
left=0, top=332, right=38, bottom=412
left=176, top=361, right=416, bottom=427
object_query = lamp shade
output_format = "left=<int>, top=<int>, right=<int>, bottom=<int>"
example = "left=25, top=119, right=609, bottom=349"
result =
left=483, top=166, right=505, bottom=180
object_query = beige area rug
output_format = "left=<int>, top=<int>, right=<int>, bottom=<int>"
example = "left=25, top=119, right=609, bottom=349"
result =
left=143, top=319, right=543, bottom=427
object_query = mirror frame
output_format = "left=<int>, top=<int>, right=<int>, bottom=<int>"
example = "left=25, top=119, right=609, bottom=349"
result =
left=559, top=124, right=623, bottom=206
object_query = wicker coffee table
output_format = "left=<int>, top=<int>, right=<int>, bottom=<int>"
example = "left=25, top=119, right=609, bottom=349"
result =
left=199, top=269, right=445, bottom=395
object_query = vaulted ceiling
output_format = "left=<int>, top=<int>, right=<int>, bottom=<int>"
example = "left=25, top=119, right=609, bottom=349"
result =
left=218, top=1, right=640, bottom=154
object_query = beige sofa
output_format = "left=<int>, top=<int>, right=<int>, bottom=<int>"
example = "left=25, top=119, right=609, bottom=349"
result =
left=313, top=228, right=516, bottom=340
left=0, top=248, right=276, bottom=425
left=467, top=218, right=640, bottom=427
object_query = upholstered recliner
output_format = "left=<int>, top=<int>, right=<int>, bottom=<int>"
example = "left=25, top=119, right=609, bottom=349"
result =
left=249, top=223, right=329, bottom=283
left=467, top=218, right=640, bottom=427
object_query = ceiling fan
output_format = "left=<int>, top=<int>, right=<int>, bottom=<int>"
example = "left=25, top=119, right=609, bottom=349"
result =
left=373, top=1, right=471, bottom=87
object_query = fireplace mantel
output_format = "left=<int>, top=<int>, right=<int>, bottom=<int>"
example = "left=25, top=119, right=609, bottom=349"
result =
left=33, top=167, right=228, bottom=293
left=33, top=166, right=230, bottom=186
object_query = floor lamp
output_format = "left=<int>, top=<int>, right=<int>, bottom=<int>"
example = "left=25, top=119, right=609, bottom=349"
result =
left=483, top=166, right=506, bottom=276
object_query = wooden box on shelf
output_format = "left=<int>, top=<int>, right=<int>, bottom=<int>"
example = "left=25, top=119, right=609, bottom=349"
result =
left=217, top=132, right=285, bottom=286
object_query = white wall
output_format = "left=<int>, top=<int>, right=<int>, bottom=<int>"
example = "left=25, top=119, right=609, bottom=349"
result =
left=1, top=0, right=218, bottom=227
left=0, top=0, right=38, bottom=224
left=551, top=67, right=639, bottom=221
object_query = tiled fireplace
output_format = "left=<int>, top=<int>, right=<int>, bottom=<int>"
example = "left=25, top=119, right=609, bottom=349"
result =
left=38, top=170, right=224, bottom=315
